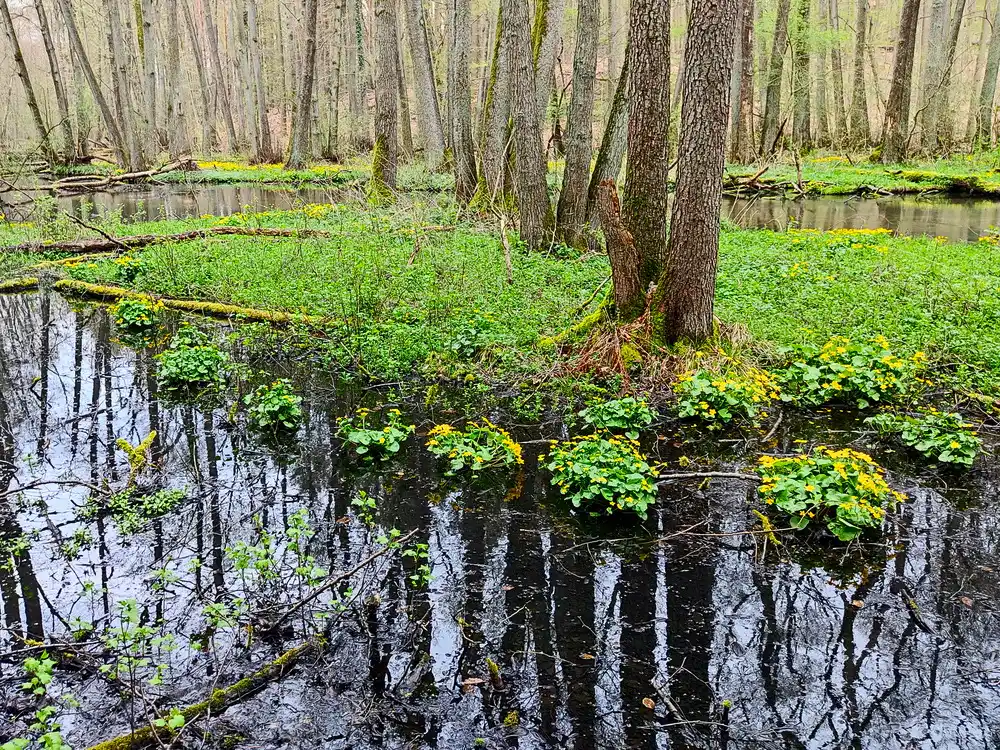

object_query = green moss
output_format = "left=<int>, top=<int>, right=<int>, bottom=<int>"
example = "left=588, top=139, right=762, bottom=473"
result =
left=0, top=276, right=39, bottom=293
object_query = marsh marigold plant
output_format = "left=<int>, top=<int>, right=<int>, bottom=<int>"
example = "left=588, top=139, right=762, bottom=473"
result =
left=425, top=419, right=523, bottom=474
left=674, top=368, right=780, bottom=426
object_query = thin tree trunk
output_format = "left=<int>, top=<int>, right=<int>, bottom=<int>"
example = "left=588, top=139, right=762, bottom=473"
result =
left=477, top=4, right=513, bottom=204
left=505, top=0, right=553, bottom=249
left=879, top=0, right=921, bottom=162
left=654, top=0, right=740, bottom=344
left=555, top=0, right=599, bottom=248
left=935, top=0, right=967, bottom=148
left=977, top=0, right=1000, bottom=148
left=760, top=0, right=791, bottom=153
left=397, top=40, right=415, bottom=160
left=372, top=0, right=400, bottom=194
left=730, top=0, right=755, bottom=163
left=107, top=0, right=146, bottom=169
left=247, top=0, right=277, bottom=162
left=586, top=50, right=629, bottom=228
left=403, top=0, right=446, bottom=167
left=203, top=0, right=239, bottom=150
left=815, top=0, right=830, bottom=146
left=165, top=0, right=188, bottom=157
left=849, top=0, right=870, bottom=145
left=597, top=181, right=643, bottom=318
left=0, top=0, right=55, bottom=161
left=918, top=0, right=948, bottom=150
left=287, top=0, right=321, bottom=168
left=181, top=0, right=214, bottom=151
left=138, top=0, right=158, bottom=143
left=966, top=0, right=992, bottom=144
left=532, top=0, right=566, bottom=117
left=34, top=0, right=74, bottom=158
left=54, top=0, right=128, bottom=164
left=623, top=0, right=669, bottom=290
left=790, top=0, right=811, bottom=148
left=827, top=0, right=848, bottom=143
left=449, top=0, right=477, bottom=202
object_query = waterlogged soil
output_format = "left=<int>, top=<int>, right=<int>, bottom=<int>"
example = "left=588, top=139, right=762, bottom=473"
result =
left=1, top=292, right=1000, bottom=750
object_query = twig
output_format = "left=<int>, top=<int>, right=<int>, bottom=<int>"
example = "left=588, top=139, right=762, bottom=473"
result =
left=655, top=471, right=760, bottom=486
left=761, top=410, right=783, bottom=442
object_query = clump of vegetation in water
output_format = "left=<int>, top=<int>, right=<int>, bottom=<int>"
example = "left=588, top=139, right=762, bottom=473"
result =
left=866, top=409, right=981, bottom=467
left=99, top=488, right=187, bottom=535
left=425, top=420, right=523, bottom=475
left=244, top=379, right=303, bottom=432
left=778, top=336, right=923, bottom=409
left=448, top=310, right=501, bottom=359
left=543, top=435, right=659, bottom=519
left=674, top=368, right=779, bottom=426
left=156, top=324, right=228, bottom=394
left=756, top=447, right=905, bottom=542
left=578, top=397, right=654, bottom=439
left=337, top=407, right=415, bottom=457
left=111, top=295, right=163, bottom=333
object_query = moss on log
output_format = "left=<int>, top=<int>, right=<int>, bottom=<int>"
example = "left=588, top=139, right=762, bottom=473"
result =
left=85, top=640, right=319, bottom=750
left=0, top=277, right=40, bottom=293
left=52, top=279, right=329, bottom=326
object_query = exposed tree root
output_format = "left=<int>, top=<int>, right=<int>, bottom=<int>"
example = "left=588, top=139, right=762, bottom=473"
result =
left=52, top=279, right=329, bottom=326
left=0, top=276, right=39, bottom=293
left=1, top=226, right=332, bottom=255
left=85, top=640, right=320, bottom=750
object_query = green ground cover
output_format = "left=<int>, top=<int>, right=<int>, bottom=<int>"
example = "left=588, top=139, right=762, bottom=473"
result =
left=3, top=198, right=1000, bottom=397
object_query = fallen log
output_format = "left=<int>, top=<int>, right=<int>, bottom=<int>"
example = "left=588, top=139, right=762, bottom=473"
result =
left=47, top=159, right=197, bottom=193
left=52, top=279, right=329, bottom=326
left=2, top=225, right=332, bottom=255
left=85, top=639, right=320, bottom=750
left=0, top=276, right=39, bottom=293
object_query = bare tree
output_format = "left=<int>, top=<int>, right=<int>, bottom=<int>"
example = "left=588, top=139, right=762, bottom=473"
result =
left=286, top=0, right=321, bottom=168
left=879, top=0, right=921, bottom=162
left=0, top=0, right=55, bottom=162
left=372, top=0, right=400, bottom=195
left=848, top=0, right=871, bottom=145
left=247, top=0, right=277, bottom=163
left=555, top=0, right=599, bottom=248
left=586, top=50, right=629, bottom=228
left=760, top=0, right=791, bottom=153
left=790, top=0, right=811, bottom=148
left=730, top=0, right=756, bottom=162
left=403, top=0, right=446, bottom=168
left=827, top=0, right=848, bottom=142
left=477, top=5, right=513, bottom=204
left=107, top=0, right=147, bottom=169
left=34, top=0, right=74, bottom=158
left=448, top=0, right=477, bottom=202
left=976, top=0, right=1000, bottom=148
left=654, top=0, right=740, bottom=343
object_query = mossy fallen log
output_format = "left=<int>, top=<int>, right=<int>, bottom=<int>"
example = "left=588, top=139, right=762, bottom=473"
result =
left=85, top=640, right=319, bottom=750
left=52, top=279, right=328, bottom=326
left=0, top=276, right=40, bottom=293
left=1, top=226, right=332, bottom=255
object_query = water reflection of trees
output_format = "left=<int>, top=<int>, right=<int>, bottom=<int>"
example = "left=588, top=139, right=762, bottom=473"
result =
left=1, top=293, right=999, bottom=749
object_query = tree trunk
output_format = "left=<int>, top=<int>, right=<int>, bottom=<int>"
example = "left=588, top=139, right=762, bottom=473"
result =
left=403, top=0, right=446, bottom=168
left=623, top=0, right=669, bottom=290
left=790, top=0, right=811, bottom=149
left=247, top=0, right=277, bottom=163
left=815, top=0, right=831, bottom=146
left=0, top=0, right=55, bottom=162
left=504, top=0, right=553, bottom=249
left=165, top=0, right=189, bottom=158
left=918, top=0, right=948, bottom=150
left=532, top=0, right=566, bottom=117
left=597, top=181, right=643, bottom=319
left=966, top=0, right=992, bottom=144
left=654, top=0, right=740, bottom=344
left=372, top=0, right=401, bottom=195
left=977, top=0, right=1000, bottom=148
left=879, top=0, right=921, bottom=163
left=287, top=0, right=321, bottom=168
left=34, top=0, right=75, bottom=158
left=477, top=4, right=513, bottom=204
left=54, top=0, right=129, bottom=165
left=935, top=0, right=967, bottom=148
left=107, top=0, right=147, bottom=169
left=181, top=0, right=214, bottom=151
left=397, top=40, right=415, bottom=160
left=760, top=0, right=791, bottom=153
left=586, top=50, right=629, bottom=228
left=730, top=0, right=756, bottom=163
left=827, top=0, right=848, bottom=143
left=848, top=0, right=870, bottom=145
left=555, top=0, right=599, bottom=248
left=138, top=0, right=158, bottom=144
left=203, top=0, right=239, bottom=150
left=448, top=0, right=477, bottom=203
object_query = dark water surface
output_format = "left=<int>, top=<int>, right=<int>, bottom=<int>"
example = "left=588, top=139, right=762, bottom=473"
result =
left=2, top=293, right=1000, bottom=749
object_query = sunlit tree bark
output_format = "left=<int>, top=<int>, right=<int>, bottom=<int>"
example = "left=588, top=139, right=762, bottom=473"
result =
left=879, top=0, right=921, bottom=163
left=372, top=0, right=401, bottom=194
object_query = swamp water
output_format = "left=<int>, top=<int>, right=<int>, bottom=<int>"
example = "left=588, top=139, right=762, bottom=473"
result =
left=14, top=183, right=1000, bottom=242
left=1, top=293, right=999, bottom=749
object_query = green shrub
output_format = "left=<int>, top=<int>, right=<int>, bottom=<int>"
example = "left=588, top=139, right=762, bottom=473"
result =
left=170, top=323, right=212, bottom=349
left=578, top=397, right=654, bottom=439
left=111, top=296, right=163, bottom=332
left=778, top=336, right=923, bottom=409
left=245, top=379, right=303, bottom=431
left=543, top=435, right=658, bottom=519
left=88, top=488, right=187, bottom=534
left=448, top=311, right=500, bottom=359
left=866, top=409, right=981, bottom=466
left=157, top=335, right=228, bottom=393
left=337, top=407, right=415, bottom=456
left=674, top=368, right=779, bottom=426
left=425, top=419, right=523, bottom=474
left=756, top=447, right=905, bottom=541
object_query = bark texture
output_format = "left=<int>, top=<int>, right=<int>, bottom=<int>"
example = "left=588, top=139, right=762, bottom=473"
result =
left=790, top=0, right=811, bottom=148
left=849, top=0, right=871, bottom=145
left=404, top=0, right=446, bottom=168
left=760, top=0, right=791, bottom=153
left=655, top=0, right=740, bottom=343
left=730, top=0, right=756, bottom=162
left=556, top=0, right=600, bottom=248
left=34, top=0, right=74, bottom=157
left=586, top=51, right=630, bottom=228
left=448, top=0, right=477, bottom=202
left=879, top=0, right=921, bottom=162
left=977, top=0, right=1000, bottom=148
left=623, top=0, right=670, bottom=289
left=0, top=0, right=54, bottom=161
left=373, top=0, right=401, bottom=193
left=597, top=181, right=643, bottom=319
left=286, top=0, right=321, bottom=168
